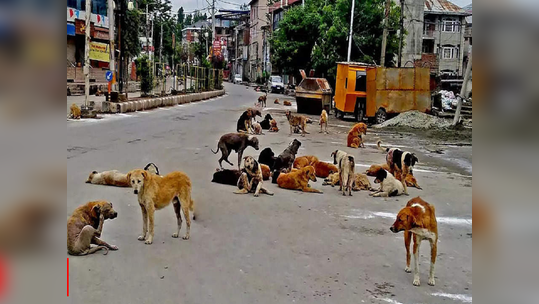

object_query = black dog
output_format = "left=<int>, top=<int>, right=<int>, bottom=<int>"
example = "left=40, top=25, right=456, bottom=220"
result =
left=258, top=147, right=276, bottom=170
left=259, top=114, right=273, bottom=130
left=212, top=169, right=242, bottom=186
left=212, top=133, right=260, bottom=170
left=237, top=110, right=252, bottom=133
left=271, top=139, right=302, bottom=183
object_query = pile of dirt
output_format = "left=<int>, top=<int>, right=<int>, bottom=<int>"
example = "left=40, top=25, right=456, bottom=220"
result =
left=374, top=111, right=452, bottom=129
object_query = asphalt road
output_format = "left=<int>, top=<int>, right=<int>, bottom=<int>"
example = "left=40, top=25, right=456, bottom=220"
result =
left=67, top=82, right=472, bottom=304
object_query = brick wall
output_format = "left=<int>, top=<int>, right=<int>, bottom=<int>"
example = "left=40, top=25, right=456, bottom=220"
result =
left=67, top=67, right=108, bottom=82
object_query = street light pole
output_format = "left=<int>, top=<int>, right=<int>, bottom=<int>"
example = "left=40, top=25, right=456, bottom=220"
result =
left=84, top=0, right=92, bottom=108
left=380, top=0, right=391, bottom=66
left=346, top=0, right=355, bottom=62
left=108, top=0, right=116, bottom=92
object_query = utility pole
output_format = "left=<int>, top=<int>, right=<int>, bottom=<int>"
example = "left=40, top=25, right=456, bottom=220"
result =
left=397, top=0, right=404, bottom=67
left=108, top=0, right=116, bottom=92
left=380, top=0, right=391, bottom=67
left=84, top=0, right=91, bottom=108
left=211, top=0, right=216, bottom=43
left=452, top=51, right=472, bottom=126
left=346, top=0, right=355, bottom=62
left=159, top=21, right=164, bottom=94
left=235, top=27, right=238, bottom=76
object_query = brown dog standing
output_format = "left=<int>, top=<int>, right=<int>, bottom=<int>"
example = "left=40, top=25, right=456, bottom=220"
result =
left=67, top=201, right=118, bottom=255
left=212, top=133, right=260, bottom=170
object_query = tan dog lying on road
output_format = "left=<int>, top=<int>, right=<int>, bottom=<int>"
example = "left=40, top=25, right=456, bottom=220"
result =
left=293, top=155, right=319, bottom=169
left=127, top=169, right=195, bottom=244
left=269, top=119, right=279, bottom=132
left=283, top=100, right=292, bottom=106
left=277, top=166, right=322, bottom=193
left=390, top=197, right=438, bottom=286
left=312, top=161, right=338, bottom=178
left=86, top=170, right=129, bottom=187
left=67, top=201, right=118, bottom=255
left=274, top=99, right=280, bottom=104
left=323, top=172, right=372, bottom=191
left=235, top=156, right=273, bottom=196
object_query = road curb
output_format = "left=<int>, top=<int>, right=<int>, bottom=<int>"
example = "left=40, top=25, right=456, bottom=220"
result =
left=106, top=90, right=225, bottom=114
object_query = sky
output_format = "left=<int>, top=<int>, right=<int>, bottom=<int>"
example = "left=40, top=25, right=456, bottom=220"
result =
left=169, top=0, right=472, bottom=16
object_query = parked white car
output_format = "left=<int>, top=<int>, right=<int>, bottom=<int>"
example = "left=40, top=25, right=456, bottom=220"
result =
left=268, top=75, right=285, bottom=94
left=233, top=74, right=242, bottom=84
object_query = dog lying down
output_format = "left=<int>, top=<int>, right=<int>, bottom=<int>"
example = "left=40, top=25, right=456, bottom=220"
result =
left=86, top=163, right=160, bottom=187
left=323, top=172, right=372, bottom=191
left=277, top=166, right=322, bottom=193
left=212, top=164, right=271, bottom=185
left=365, top=164, right=421, bottom=189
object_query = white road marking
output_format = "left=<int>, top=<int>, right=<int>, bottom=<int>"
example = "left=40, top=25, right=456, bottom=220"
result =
left=322, top=160, right=468, bottom=177
left=344, top=210, right=472, bottom=226
left=330, top=142, right=411, bottom=148
left=378, top=298, right=404, bottom=304
left=431, top=293, right=472, bottom=303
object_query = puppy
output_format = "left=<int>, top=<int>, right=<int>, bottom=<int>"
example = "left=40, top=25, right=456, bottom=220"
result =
left=237, top=109, right=253, bottom=133
left=67, top=201, right=118, bottom=255
left=235, top=156, right=273, bottom=196
left=312, top=161, right=339, bottom=178
left=259, top=114, right=273, bottom=130
left=369, top=169, right=404, bottom=197
left=277, top=166, right=322, bottom=193
left=269, top=119, right=279, bottom=132
left=212, top=169, right=242, bottom=186
left=127, top=169, right=195, bottom=244
left=69, top=103, right=81, bottom=119
left=293, top=155, right=319, bottom=169
left=347, top=123, right=367, bottom=148
left=390, top=197, right=438, bottom=286
left=272, top=139, right=302, bottom=183
left=331, top=150, right=355, bottom=196
left=258, top=147, right=276, bottom=170
left=319, top=109, right=328, bottom=134
left=212, top=133, right=260, bottom=170
left=274, top=99, right=280, bottom=104
left=86, top=170, right=129, bottom=187
left=283, top=100, right=292, bottom=106
left=285, top=110, right=308, bottom=136
left=252, top=122, right=264, bottom=135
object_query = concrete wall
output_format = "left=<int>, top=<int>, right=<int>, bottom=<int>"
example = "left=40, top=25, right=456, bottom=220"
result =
left=401, top=0, right=425, bottom=65
left=429, top=15, right=466, bottom=75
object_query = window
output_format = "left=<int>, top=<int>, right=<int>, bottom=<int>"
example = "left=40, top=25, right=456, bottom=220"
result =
left=355, top=71, right=367, bottom=92
left=442, top=19, right=460, bottom=32
left=442, top=46, right=459, bottom=59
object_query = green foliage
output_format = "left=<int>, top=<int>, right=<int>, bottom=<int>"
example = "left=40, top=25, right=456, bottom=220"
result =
left=135, top=55, right=154, bottom=94
left=270, top=0, right=402, bottom=86
left=184, top=14, right=193, bottom=26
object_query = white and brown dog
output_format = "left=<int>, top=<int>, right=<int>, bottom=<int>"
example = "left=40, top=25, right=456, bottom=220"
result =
left=369, top=168, right=404, bottom=197
left=378, top=141, right=418, bottom=195
left=235, top=156, right=274, bottom=197
left=331, top=150, right=355, bottom=196
left=390, top=197, right=438, bottom=286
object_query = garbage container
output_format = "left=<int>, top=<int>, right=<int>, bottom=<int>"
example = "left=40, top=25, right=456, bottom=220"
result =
left=295, top=70, right=333, bottom=115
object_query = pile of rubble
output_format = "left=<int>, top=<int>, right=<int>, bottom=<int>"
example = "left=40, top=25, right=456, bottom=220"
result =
left=374, top=111, right=452, bottom=129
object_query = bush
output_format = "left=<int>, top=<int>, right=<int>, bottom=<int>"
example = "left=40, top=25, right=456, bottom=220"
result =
left=135, top=55, right=154, bottom=95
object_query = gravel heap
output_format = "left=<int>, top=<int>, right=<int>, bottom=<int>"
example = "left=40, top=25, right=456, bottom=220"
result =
left=374, top=111, right=452, bottom=129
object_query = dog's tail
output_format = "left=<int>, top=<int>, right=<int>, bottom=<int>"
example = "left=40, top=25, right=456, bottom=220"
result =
left=348, top=155, right=355, bottom=169
left=377, top=140, right=388, bottom=152
left=211, top=143, right=220, bottom=154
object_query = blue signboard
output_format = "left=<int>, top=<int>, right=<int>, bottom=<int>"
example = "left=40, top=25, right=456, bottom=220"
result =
left=67, top=23, right=76, bottom=36
left=105, top=70, right=113, bottom=82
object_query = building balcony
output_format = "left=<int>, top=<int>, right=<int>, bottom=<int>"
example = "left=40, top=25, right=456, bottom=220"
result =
left=423, top=29, right=437, bottom=39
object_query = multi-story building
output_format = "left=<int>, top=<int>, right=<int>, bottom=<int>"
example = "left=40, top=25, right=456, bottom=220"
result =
left=248, top=0, right=269, bottom=82
left=181, top=20, right=210, bottom=45
left=401, top=0, right=470, bottom=76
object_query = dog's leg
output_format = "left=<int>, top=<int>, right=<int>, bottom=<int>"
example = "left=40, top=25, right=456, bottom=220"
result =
left=302, top=186, right=323, bottom=193
left=145, top=205, right=155, bottom=245
left=92, top=237, right=118, bottom=251
left=402, top=166, right=410, bottom=195
left=289, top=125, right=293, bottom=135
left=234, top=173, right=251, bottom=194
left=179, top=192, right=192, bottom=240
left=220, top=147, right=234, bottom=168
left=413, top=235, right=422, bottom=286
left=237, top=150, right=244, bottom=171
left=404, top=230, right=412, bottom=273
left=71, top=224, right=101, bottom=255
left=138, top=203, right=148, bottom=241
left=172, top=197, right=182, bottom=238
left=428, top=239, right=437, bottom=286
left=253, top=180, right=262, bottom=197
left=260, top=186, right=274, bottom=196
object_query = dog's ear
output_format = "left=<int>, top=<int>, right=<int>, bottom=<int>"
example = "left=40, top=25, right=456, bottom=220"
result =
left=141, top=171, right=148, bottom=180
left=92, top=204, right=101, bottom=218
left=410, top=214, right=423, bottom=229
left=126, top=172, right=131, bottom=183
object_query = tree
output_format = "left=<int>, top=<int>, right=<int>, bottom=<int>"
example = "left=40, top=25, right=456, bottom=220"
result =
left=185, top=14, right=193, bottom=26
left=177, top=7, right=184, bottom=26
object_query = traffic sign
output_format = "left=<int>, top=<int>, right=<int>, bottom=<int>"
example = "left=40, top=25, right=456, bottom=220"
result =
left=106, top=70, right=113, bottom=82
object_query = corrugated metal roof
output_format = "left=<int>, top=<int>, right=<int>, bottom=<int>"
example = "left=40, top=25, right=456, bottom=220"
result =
left=424, top=0, right=471, bottom=16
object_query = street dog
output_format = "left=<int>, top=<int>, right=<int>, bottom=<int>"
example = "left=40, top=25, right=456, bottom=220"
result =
left=69, top=103, right=81, bottom=119
left=331, top=150, right=355, bottom=196
left=260, top=164, right=271, bottom=180
left=269, top=119, right=279, bottom=132
left=235, top=156, right=273, bottom=196
left=319, top=110, right=328, bottom=133
left=293, top=155, right=319, bottom=169
left=283, top=100, right=292, bottom=106
left=277, top=166, right=322, bottom=193
left=285, top=110, right=308, bottom=136
left=258, top=93, right=267, bottom=107
left=378, top=140, right=419, bottom=195
left=237, top=109, right=253, bottom=133
left=347, top=123, right=367, bottom=148
left=212, top=169, right=242, bottom=186
left=252, top=122, right=264, bottom=135
left=259, top=114, right=273, bottom=130
left=272, top=139, right=302, bottom=183
left=258, top=147, right=276, bottom=170
left=212, top=133, right=260, bottom=170
left=323, top=172, right=372, bottom=191
left=274, top=99, right=280, bottom=104
left=366, top=164, right=421, bottom=190
left=312, top=161, right=339, bottom=178
left=86, top=170, right=129, bottom=187
left=369, top=168, right=405, bottom=197
left=126, top=169, right=195, bottom=243
left=365, top=164, right=391, bottom=176
left=390, top=197, right=438, bottom=286
left=67, top=201, right=118, bottom=255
